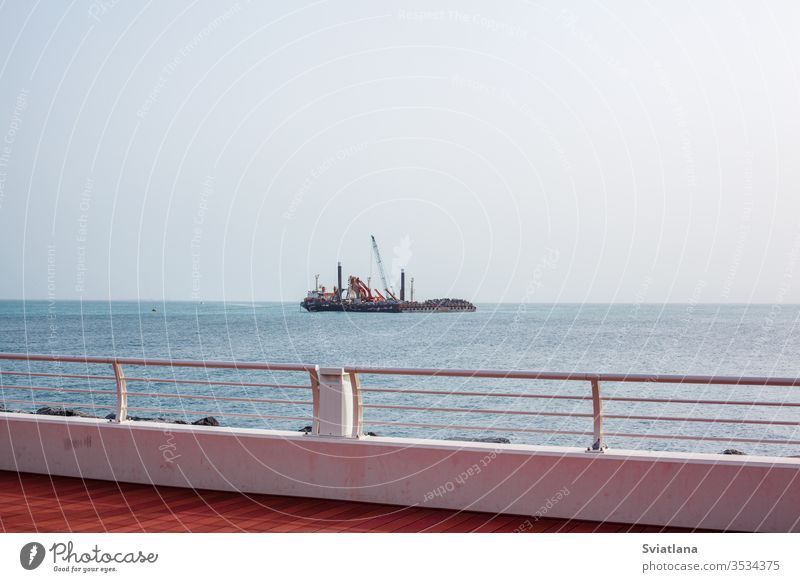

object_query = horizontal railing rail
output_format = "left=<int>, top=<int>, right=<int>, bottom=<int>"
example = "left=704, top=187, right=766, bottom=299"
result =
left=345, top=365, right=800, bottom=386
left=0, top=353, right=316, bottom=372
left=1, top=353, right=799, bottom=452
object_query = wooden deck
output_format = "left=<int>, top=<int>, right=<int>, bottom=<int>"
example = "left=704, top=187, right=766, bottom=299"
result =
left=0, top=471, right=694, bottom=533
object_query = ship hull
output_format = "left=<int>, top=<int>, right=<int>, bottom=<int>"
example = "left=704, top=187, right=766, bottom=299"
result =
left=301, top=300, right=476, bottom=313
left=301, top=300, right=400, bottom=313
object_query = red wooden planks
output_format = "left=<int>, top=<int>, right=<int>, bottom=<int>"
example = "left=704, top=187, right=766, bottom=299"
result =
left=0, top=471, right=700, bottom=533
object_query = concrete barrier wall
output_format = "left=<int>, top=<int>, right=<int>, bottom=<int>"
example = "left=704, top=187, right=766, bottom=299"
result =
left=1, top=412, right=798, bottom=532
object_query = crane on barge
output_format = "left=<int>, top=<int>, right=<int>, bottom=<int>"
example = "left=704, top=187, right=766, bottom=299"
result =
left=370, top=235, right=397, bottom=300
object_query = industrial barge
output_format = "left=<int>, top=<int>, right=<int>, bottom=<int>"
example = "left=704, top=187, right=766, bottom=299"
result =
left=301, top=236, right=476, bottom=313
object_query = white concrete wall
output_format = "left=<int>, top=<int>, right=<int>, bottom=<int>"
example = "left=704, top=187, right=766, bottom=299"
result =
left=1, top=412, right=798, bottom=532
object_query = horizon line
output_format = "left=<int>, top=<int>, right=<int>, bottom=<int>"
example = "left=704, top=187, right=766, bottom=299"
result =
left=1, top=298, right=799, bottom=306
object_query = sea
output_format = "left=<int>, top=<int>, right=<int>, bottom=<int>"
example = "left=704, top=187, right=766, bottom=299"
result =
left=1, top=300, right=798, bottom=457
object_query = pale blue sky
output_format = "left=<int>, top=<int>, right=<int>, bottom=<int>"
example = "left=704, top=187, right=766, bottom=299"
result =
left=1, top=1, right=799, bottom=303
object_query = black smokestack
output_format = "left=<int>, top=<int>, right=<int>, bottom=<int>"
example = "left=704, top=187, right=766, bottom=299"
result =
left=337, top=262, right=342, bottom=301
left=400, top=269, right=405, bottom=301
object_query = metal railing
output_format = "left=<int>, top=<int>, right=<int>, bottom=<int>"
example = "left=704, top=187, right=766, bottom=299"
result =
left=1, top=353, right=799, bottom=452
left=0, top=353, right=318, bottom=426
left=345, top=366, right=800, bottom=451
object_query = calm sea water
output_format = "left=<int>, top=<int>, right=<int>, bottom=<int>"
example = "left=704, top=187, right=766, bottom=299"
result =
left=1, top=301, right=798, bottom=456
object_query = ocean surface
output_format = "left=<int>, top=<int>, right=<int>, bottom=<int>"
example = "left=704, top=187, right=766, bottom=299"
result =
left=1, top=300, right=798, bottom=456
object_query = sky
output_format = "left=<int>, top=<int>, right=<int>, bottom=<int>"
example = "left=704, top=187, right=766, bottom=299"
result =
left=0, top=0, right=799, bottom=303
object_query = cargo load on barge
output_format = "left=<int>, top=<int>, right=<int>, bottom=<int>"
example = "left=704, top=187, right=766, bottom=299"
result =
left=301, top=236, right=476, bottom=313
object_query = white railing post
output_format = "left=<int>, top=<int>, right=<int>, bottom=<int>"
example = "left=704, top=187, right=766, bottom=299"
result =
left=588, top=378, right=606, bottom=452
left=311, top=367, right=361, bottom=437
left=309, top=366, right=321, bottom=434
left=112, top=362, right=128, bottom=423
left=348, top=371, right=364, bottom=438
